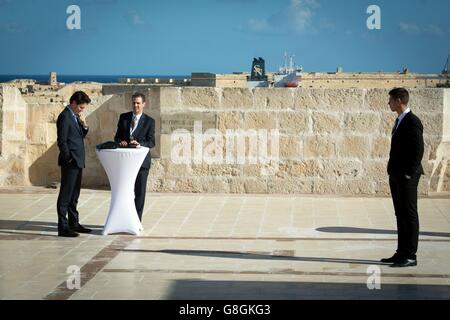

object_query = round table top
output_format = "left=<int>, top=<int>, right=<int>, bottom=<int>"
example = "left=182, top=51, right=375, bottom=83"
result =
left=96, top=146, right=149, bottom=154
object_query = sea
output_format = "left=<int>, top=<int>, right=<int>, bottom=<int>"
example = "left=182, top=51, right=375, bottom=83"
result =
left=0, top=74, right=189, bottom=84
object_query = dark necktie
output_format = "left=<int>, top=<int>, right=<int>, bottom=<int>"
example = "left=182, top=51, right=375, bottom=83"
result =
left=391, top=118, right=399, bottom=136
left=75, top=113, right=83, bottom=129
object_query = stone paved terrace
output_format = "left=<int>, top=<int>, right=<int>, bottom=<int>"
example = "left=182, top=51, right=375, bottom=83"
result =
left=1, top=188, right=450, bottom=300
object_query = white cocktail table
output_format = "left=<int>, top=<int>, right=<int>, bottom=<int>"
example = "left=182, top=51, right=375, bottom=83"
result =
left=96, top=147, right=149, bottom=235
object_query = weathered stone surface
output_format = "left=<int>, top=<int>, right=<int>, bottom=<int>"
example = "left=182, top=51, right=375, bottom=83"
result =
left=314, top=179, right=376, bottom=195
left=423, top=135, right=441, bottom=160
left=192, top=164, right=240, bottom=176
left=165, top=162, right=193, bottom=177
left=217, top=112, right=242, bottom=131
left=365, top=89, right=390, bottom=111
left=158, top=87, right=181, bottom=111
left=243, top=178, right=268, bottom=193
left=415, top=112, right=444, bottom=137
left=303, top=136, right=336, bottom=158
left=268, top=177, right=314, bottom=194
left=243, top=111, right=276, bottom=129
left=173, top=178, right=203, bottom=193
left=343, top=112, right=380, bottom=134
left=311, top=112, right=342, bottom=134
left=221, top=88, right=253, bottom=109
left=277, top=160, right=321, bottom=178
left=0, top=156, right=25, bottom=186
left=242, top=164, right=261, bottom=177
left=371, top=136, right=391, bottom=159
left=337, top=136, right=370, bottom=159
left=280, top=135, right=302, bottom=159
left=149, top=159, right=165, bottom=178
left=294, top=88, right=364, bottom=111
left=363, top=160, right=387, bottom=177
left=379, top=112, right=396, bottom=136
left=181, top=87, right=220, bottom=109
left=161, top=112, right=216, bottom=134
left=277, top=111, right=308, bottom=134
left=201, top=177, right=230, bottom=193
left=229, top=178, right=245, bottom=193
left=410, top=88, right=444, bottom=113
left=374, top=179, right=390, bottom=196
left=319, top=160, right=363, bottom=179
left=254, top=88, right=294, bottom=109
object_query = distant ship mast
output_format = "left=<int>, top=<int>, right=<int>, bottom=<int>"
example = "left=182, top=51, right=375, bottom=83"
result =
left=279, top=51, right=303, bottom=75
left=443, top=55, right=450, bottom=75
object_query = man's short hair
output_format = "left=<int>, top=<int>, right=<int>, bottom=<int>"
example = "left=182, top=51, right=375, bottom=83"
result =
left=389, top=88, right=409, bottom=105
left=69, top=91, right=91, bottom=105
left=132, top=92, right=146, bottom=102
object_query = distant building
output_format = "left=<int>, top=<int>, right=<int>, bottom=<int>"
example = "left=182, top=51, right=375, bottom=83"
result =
left=190, top=73, right=247, bottom=88
left=49, top=72, right=57, bottom=86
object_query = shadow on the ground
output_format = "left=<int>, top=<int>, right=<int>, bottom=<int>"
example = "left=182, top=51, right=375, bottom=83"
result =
left=165, top=279, right=450, bottom=299
left=316, top=226, right=450, bottom=238
left=0, top=219, right=104, bottom=235
left=119, top=248, right=387, bottom=266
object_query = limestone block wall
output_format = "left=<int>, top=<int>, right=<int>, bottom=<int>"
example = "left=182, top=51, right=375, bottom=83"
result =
left=22, top=91, right=161, bottom=188
left=0, top=85, right=448, bottom=196
left=146, top=87, right=449, bottom=195
left=300, top=73, right=449, bottom=89
left=0, top=86, right=27, bottom=185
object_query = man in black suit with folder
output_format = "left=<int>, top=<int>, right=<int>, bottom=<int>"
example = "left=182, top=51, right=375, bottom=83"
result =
left=114, top=92, right=155, bottom=222
left=56, top=91, right=92, bottom=237
left=381, top=88, right=424, bottom=267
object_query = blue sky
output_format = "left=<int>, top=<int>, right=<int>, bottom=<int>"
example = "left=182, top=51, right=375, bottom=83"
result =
left=0, top=0, right=449, bottom=75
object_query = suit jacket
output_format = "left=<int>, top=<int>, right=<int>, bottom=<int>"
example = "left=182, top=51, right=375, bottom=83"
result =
left=57, top=107, right=89, bottom=168
left=114, top=112, right=156, bottom=169
left=387, top=111, right=425, bottom=177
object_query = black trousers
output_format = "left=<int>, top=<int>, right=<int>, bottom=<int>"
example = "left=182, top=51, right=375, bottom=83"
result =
left=56, top=163, right=82, bottom=232
left=389, top=174, right=420, bottom=260
left=135, top=167, right=149, bottom=221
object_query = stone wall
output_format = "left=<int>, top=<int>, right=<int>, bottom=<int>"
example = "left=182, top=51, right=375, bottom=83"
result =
left=0, top=86, right=27, bottom=185
left=300, top=73, right=449, bottom=89
left=1, top=85, right=449, bottom=195
left=144, top=87, right=449, bottom=195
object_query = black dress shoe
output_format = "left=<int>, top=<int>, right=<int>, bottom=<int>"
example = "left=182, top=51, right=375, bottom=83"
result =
left=71, top=224, right=92, bottom=233
left=380, top=254, right=403, bottom=263
left=390, top=259, right=417, bottom=268
left=58, top=230, right=79, bottom=237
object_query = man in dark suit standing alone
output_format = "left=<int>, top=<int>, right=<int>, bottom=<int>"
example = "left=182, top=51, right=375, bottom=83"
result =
left=114, top=92, right=155, bottom=222
left=56, top=91, right=92, bottom=237
left=381, top=88, right=424, bottom=267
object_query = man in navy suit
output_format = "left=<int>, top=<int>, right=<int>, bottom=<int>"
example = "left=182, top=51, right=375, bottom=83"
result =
left=56, top=91, right=92, bottom=237
left=381, top=88, right=424, bottom=267
left=114, top=92, right=156, bottom=222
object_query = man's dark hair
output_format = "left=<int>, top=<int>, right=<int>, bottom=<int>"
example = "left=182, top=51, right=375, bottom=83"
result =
left=132, top=92, right=146, bottom=102
left=69, top=91, right=91, bottom=105
left=389, top=88, right=409, bottom=105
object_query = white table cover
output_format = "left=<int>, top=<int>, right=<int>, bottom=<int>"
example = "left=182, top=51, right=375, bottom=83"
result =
left=96, top=147, right=149, bottom=235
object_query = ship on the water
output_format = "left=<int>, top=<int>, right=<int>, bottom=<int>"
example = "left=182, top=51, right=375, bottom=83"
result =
left=273, top=52, right=303, bottom=87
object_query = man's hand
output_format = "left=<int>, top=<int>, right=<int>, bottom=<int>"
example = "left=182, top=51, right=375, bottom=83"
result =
left=78, top=113, right=87, bottom=127
left=129, top=140, right=140, bottom=146
left=119, top=140, right=128, bottom=147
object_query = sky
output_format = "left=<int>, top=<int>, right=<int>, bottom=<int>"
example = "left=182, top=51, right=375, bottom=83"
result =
left=0, top=0, right=449, bottom=75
